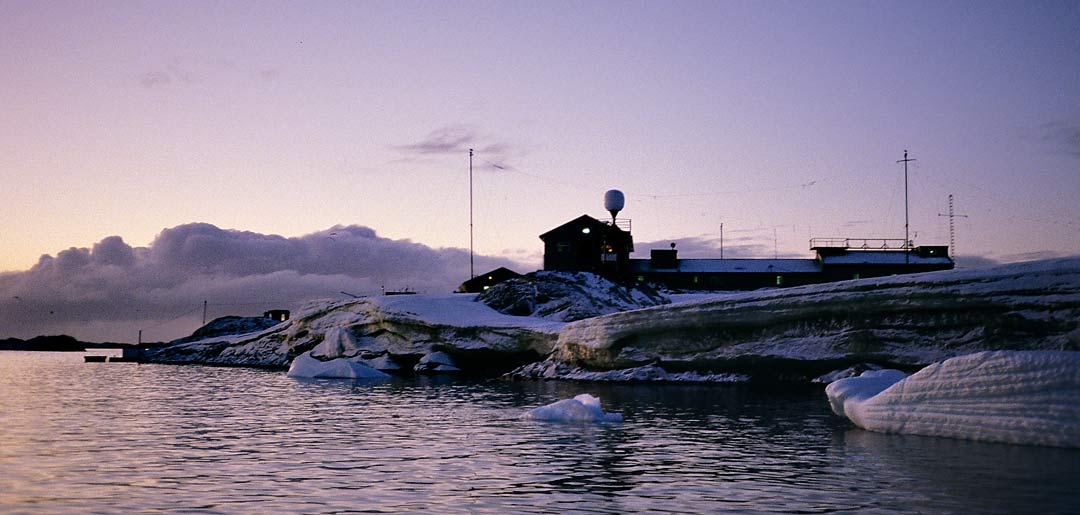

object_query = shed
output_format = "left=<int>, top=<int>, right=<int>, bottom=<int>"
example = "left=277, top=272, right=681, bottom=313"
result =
left=457, top=267, right=523, bottom=293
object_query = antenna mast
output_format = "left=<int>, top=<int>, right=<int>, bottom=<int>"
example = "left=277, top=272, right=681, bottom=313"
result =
left=938, top=194, right=968, bottom=260
left=469, top=148, right=475, bottom=278
left=897, top=150, right=916, bottom=264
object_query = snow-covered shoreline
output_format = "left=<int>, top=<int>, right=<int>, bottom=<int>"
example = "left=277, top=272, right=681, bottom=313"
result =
left=143, top=258, right=1080, bottom=383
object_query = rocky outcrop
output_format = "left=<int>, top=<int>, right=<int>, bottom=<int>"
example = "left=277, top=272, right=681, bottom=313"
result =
left=143, top=295, right=563, bottom=373
left=516, top=258, right=1080, bottom=382
left=478, top=271, right=668, bottom=321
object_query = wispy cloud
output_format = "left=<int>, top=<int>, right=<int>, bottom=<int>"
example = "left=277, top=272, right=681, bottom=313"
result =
left=633, top=236, right=780, bottom=259
left=393, top=124, right=520, bottom=170
left=396, top=124, right=479, bottom=155
left=1039, top=121, right=1080, bottom=158
left=137, top=58, right=279, bottom=89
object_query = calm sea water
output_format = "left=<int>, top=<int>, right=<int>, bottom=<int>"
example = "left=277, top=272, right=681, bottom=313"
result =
left=1, top=352, right=1076, bottom=514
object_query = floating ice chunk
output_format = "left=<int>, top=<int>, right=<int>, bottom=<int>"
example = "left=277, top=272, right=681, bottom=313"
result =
left=826, top=351, right=1080, bottom=448
left=287, top=351, right=391, bottom=379
left=522, top=393, right=624, bottom=423
left=414, top=351, right=461, bottom=373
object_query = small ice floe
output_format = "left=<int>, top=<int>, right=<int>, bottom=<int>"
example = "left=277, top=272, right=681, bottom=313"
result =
left=287, top=351, right=391, bottom=379
left=826, top=351, right=1080, bottom=448
left=522, top=393, right=623, bottom=423
left=414, top=351, right=461, bottom=373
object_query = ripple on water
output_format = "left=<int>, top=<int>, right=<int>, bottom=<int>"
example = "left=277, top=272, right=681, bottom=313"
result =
left=1, top=352, right=1078, bottom=514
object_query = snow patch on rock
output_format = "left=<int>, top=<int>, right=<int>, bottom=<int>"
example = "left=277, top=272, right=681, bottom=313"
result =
left=478, top=271, right=668, bottom=322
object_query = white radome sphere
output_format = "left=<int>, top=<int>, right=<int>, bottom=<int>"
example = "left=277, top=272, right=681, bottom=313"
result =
left=604, top=189, right=625, bottom=213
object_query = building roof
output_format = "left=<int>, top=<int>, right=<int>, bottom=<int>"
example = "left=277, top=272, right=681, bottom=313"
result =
left=539, top=214, right=630, bottom=241
left=629, top=258, right=823, bottom=274
left=819, top=251, right=953, bottom=266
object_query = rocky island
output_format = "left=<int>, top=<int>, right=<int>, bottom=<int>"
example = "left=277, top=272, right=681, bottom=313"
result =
left=139, top=257, right=1080, bottom=384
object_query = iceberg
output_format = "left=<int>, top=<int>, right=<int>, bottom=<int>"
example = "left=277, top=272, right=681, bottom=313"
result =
left=287, top=351, right=391, bottom=379
left=826, top=351, right=1080, bottom=448
left=522, top=393, right=624, bottom=423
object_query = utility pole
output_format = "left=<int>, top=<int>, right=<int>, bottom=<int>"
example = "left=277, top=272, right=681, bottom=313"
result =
left=773, top=227, right=778, bottom=259
left=720, top=223, right=724, bottom=259
left=938, top=194, right=968, bottom=261
left=469, top=148, right=475, bottom=278
left=202, top=300, right=207, bottom=325
left=897, top=150, right=916, bottom=264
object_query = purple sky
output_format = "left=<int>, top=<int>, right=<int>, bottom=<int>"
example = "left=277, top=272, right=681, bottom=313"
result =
left=2, top=1, right=1079, bottom=341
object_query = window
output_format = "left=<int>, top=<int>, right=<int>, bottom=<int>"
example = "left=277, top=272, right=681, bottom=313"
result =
left=776, top=275, right=784, bottom=286
left=557, top=243, right=571, bottom=253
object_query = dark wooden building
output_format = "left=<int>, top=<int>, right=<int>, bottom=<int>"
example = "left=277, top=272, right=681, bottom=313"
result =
left=538, top=215, right=634, bottom=277
left=539, top=214, right=955, bottom=290
left=457, top=267, right=523, bottom=293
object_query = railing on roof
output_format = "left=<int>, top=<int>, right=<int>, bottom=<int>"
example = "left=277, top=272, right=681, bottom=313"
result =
left=603, top=218, right=632, bottom=232
left=810, top=237, right=911, bottom=251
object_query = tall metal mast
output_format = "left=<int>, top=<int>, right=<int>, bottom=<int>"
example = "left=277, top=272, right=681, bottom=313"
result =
left=938, top=194, right=968, bottom=260
left=897, top=150, right=916, bottom=264
left=469, top=148, right=475, bottom=278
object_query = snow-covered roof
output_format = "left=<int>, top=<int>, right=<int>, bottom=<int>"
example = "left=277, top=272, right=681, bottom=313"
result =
left=630, top=258, right=822, bottom=274
left=820, top=251, right=953, bottom=266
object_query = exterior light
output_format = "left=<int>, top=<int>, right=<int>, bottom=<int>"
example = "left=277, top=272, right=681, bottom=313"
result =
left=582, top=227, right=591, bottom=234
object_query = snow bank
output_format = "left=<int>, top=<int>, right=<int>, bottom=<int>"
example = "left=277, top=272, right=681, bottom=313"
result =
left=552, top=257, right=1080, bottom=372
left=826, top=351, right=1080, bottom=448
left=522, top=393, right=624, bottom=423
left=287, top=351, right=391, bottom=380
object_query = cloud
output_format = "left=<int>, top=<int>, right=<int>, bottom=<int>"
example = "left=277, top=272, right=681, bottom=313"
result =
left=139, top=71, right=171, bottom=88
left=632, top=236, right=780, bottom=259
left=954, top=255, right=999, bottom=269
left=393, top=125, right=521, bottom=170
left=396, top=124, right=479, bottom=155
left=0, top=223, right=521, bottom=343
left=1039, top=121, right=1080, bottom=158
left=996, top=250, right=1072, bottom=263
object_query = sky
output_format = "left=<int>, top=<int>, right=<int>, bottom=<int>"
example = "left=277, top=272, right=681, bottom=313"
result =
left=2, top=0, right=1079, bottom=342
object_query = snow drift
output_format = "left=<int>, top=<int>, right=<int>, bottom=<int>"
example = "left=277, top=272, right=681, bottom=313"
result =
left=826, top=351, right=1080, bottom=448
left=522, top=393, right=623, bottom=423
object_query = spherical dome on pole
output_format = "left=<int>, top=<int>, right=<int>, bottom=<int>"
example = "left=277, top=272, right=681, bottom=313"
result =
left=603, top=189, right=625, bottom=223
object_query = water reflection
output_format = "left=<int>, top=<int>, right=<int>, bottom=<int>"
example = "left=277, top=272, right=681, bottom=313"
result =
left=1, top=352, right=1077, bottom=514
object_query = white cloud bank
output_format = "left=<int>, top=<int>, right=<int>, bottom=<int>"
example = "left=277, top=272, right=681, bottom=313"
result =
left=0, top=223, right=520, bottom=343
